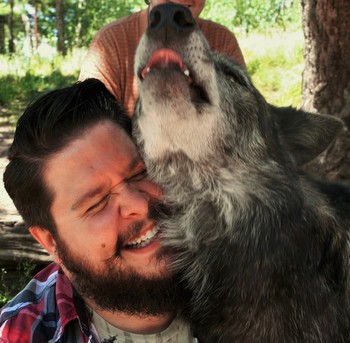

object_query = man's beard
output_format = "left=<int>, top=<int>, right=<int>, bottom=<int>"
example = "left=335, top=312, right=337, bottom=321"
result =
left=54, top=203, right=190, bottom=316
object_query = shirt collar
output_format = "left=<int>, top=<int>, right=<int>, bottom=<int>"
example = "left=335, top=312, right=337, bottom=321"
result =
left=52, top=264, right=94, bottom=340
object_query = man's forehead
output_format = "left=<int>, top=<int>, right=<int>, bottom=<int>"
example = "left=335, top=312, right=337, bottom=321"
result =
left=50, top=121, right=134, bottom=159
left=43, top=121, right=140, bottom=194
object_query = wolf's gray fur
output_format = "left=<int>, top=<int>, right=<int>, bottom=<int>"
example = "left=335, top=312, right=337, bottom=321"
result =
left=133, top=4, right=350, bottom=342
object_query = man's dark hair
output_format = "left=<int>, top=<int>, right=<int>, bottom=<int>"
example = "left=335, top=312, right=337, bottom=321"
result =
left=4, top=78, right=131, bottom=235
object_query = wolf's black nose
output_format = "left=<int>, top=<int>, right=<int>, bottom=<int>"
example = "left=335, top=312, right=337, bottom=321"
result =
left=148, top=3, right=196, bottom=41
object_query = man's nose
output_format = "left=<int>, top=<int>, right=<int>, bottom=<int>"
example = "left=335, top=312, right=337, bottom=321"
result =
left=118, top=183, right=149, bottom=219
left=148, top=3, right=196, bottom=42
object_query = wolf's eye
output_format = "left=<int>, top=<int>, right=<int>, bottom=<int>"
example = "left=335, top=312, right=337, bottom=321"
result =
left=219, top=63, right=248, bottom=87
left=228, top=71, right=247, bottom=87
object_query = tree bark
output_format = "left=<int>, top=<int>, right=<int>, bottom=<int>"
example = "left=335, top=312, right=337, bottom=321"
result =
left=301, top=0, right=350, bottom=181
left=22, top=13, right=33, bottom=55
left=8, top=0, right=15, bottom=53
left=33, top=6, right=39, bottom=50
left=74, top=0, right=85, bottom=47
left=0, top=15, right=6, bottom=54
left=56, top=0, right=66, bottom=56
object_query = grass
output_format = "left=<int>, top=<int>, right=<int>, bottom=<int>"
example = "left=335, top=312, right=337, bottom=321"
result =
left=0, top=49, right=85, bottom=126
left=239, top=30, right=304, bottom=107
left=0, top=261, right=37, bottom=306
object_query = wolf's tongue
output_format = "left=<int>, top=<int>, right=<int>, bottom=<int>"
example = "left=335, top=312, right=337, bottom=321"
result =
left=141, top=49, right=189, bottom=79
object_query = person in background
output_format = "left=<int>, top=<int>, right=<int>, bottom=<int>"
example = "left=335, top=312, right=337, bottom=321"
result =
left=79, top=0, right=246, bottom=115
left=0, top=79, right=195, bottom=343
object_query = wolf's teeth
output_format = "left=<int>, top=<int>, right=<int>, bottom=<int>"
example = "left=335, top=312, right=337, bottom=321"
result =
left=184, top=69, right=190, bottom=77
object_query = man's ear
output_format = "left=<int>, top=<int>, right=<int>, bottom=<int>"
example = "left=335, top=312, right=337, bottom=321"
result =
left=29, top=226, right=61, bottom=264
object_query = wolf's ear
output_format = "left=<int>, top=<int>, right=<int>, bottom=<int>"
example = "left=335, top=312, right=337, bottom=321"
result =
left=270, top=105, right=344, bottom=166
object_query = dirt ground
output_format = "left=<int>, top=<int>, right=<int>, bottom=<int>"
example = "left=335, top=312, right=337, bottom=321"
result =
left=0, top=124, right=21, bottom=224
left=0, top=122, right=50, bottom=293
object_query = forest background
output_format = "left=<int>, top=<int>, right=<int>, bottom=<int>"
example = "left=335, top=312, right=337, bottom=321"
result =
left=0, top=0, right=303, bottom=123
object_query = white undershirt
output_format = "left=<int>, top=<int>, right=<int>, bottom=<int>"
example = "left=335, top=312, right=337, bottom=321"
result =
left=91, top=310, right=196, bottom=343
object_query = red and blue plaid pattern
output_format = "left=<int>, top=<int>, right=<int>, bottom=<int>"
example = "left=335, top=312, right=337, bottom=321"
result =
left=0, top=262, right=99, bottom=343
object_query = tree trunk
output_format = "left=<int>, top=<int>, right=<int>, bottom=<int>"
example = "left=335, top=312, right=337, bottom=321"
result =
left=301, top=0, right=350, bottom=181
left=56, top=0, right=66, bottom=56
left=74, top=0, right=85, bottom=47
left=0, top=15, right=6, bottom=54
left=33, top=6, right=39, bottom=50
left=8, top=0, right=15, bottom=53
left=22, top=13, right=33, bottom=56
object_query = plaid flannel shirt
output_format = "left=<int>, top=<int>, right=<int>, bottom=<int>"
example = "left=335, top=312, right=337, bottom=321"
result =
left=0, top=262, right=99, bottom=343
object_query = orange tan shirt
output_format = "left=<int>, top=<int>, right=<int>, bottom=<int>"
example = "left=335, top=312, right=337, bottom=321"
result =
left=79, top=9, right=245, bottom=116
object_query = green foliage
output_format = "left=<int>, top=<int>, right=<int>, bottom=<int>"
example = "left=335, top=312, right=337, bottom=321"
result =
left=0, top=49, right=82, bottom=123
left=202, top=0, right=301, bottom=33
left=240, top=30, right=303, bottom=106
left=0, top=3, right=11, bottom=16
left=0, top=261, right=37, bottom=307
left=1, top=0, right=302, bottom=54
left=74, top=0, right=147, bottom=47
left=0, top=28, right=303, bottom=127
left=32, top=0, right=148, bottom=50
left=0, top=71, right=77, bottom=111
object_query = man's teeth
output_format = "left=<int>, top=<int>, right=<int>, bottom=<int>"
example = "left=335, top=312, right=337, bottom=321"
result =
left=126, top=226, right=159, bottom=248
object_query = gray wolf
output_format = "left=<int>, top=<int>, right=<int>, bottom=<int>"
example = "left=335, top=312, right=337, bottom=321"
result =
left=133, top=3, right=350, bottom=342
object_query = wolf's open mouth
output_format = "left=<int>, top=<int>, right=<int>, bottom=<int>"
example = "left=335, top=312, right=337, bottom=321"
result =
left=139, top=48, right=210, bottom=104
left=140, top=49, right=190, bottom=79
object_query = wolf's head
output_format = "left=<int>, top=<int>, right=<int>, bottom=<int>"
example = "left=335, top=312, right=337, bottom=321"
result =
left=133, top=3, right=343, bottom=190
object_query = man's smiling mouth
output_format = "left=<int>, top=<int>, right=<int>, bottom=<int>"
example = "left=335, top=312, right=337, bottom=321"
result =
left=125, top=225, right=160, bottom=249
